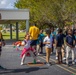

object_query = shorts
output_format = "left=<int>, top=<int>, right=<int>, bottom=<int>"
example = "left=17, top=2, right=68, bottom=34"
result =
left=30, top=40, right=37, bottom=46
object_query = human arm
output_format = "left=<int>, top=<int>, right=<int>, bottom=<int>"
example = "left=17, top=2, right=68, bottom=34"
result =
left=21, top=40, right=26, bottom=46
left=1, top=33, right=5, bottom=46
left=66, top=36, right=73, bottom=48
left=66, top=42, right=73, bottom=48
left=55, top=35, right=58, bottom=48
left=55, top=39, right=58, bottom=48
left=43, top=42, right=50, bottom=44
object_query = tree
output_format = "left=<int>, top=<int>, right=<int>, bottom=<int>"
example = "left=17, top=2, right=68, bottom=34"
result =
left=19, top=21, right=26, bottom=30
left=15, top=0, right=76, bottom=28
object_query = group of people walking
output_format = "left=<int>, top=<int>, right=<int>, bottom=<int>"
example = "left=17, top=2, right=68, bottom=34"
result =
left=20, top=23, right=76, bottom=66
left=0, top=23, right=75, bottom=67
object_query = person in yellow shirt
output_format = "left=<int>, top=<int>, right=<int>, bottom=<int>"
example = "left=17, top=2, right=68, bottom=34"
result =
left=29, top=23, right=39, bottom=47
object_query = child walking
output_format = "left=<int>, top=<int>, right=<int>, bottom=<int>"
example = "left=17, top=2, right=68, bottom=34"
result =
left=37, top=29, right=45, bottom=55
left=66, top=29, right=75, bottom=66
left=55, top=29, right=64, bottom=64
left=20, top=34, right=36, bottom=65
left=43, top=29, right=53, bottom=66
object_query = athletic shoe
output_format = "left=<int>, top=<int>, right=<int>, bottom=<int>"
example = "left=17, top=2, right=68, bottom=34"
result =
left=72, top=62, right=75, bottom=65
left=74, top=59, right=76, bottom=63
left=46, top=63, right=50, bottom=66
left=38, top=53, right=40, bottom=56
left=20, top=62, right=24, bottom=65
left=63, top=57, right=66, bottom=60
left=40, top=52, right=43, bottom=54
left=56, top=57, right=58, bottom=60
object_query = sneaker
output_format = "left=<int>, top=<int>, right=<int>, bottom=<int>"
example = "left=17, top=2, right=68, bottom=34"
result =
left=38, top=53, right=40, bottom=56
left=72, top=62, right=75, bottom=65
left=56, top=57, right=58, bottom=60
left=63, top=57, right=66, bottom=60
left=74, top=59, right=76, bottom=63
left=46, top=63, right=50, bottom=66
left=20, top=62, right=24, bottom=65
left=40, top=52, right=43, bottom=54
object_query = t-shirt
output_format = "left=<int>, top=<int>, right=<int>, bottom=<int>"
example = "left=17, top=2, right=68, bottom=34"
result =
left=43, top=36, right=53, bottom=48
left=66, top=35, right=75, bottom=46
left=56, top=34, right=64, bottom=47
left=22, top=40, right=31, bottom=49
left=29, top=26, right=39, bottom=40
left=37, top=33, right=45, bottom=44
left=50, top=34, right=55, bottom=44
left=51, top=31, right=56, bottom=37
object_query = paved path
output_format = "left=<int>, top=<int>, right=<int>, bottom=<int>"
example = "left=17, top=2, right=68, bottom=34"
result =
left=0, top=40, right=76, bottom=75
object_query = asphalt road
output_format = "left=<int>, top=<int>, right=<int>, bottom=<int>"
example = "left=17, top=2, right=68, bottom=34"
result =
left=0, top=40, right=76, bottom=75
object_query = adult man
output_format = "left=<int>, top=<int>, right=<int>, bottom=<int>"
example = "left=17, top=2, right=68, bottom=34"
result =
left=29, top=23, right=39, bottom=48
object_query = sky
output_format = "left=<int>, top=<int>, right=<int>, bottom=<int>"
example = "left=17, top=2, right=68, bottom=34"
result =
left=0, top=0, right=17, bottom=9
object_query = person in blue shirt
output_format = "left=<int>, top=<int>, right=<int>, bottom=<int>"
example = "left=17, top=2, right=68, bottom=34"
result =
left=56, top=29, right=64, bottom=64
left=74, top=29, right=76, bottom=63
left=74, top=29, right=76, bottom=43
left=37, top=29, right=45, bottom=55
left=50, top=27, right=56, bottom=54
left=74, top=30, right=76, bottom=45
left=66, top=29, right=75, bottom=66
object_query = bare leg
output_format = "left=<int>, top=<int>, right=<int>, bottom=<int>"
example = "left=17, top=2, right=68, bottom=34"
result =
left=21, top=54, right=26, bottom=65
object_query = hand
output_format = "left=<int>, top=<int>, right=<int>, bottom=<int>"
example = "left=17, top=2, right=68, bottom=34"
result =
left=53, top=44, right=55, bottom=47
left=62, top=45, right=64, bottom=48
left=0, top=42, right=2, bottom=46
left=71, top=46, right=75, bottom=49
left=2, top=42, right=5, bottom=46
left=47, top=42, right=50, bottom=44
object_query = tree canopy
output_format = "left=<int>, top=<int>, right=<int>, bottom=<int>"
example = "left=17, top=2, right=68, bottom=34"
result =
left=15, top=0, right=76, bottom=28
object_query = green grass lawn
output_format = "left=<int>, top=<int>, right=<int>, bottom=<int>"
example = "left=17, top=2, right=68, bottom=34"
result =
left=2, top=32, right=26, bottom=40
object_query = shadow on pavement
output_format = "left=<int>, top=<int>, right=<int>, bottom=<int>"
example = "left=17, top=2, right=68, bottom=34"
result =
left=0, top=67, right=48, bottom=74
left=0, top=65, right=7, bottom=70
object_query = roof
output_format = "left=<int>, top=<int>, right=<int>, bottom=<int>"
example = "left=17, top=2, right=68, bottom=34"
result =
left=0, top=9, right=29, bottom=24
left=0, top=8, right=29, bottom=12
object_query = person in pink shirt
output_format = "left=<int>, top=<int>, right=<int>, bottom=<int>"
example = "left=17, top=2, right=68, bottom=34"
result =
left=20, top=34, right=36, bottom=65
